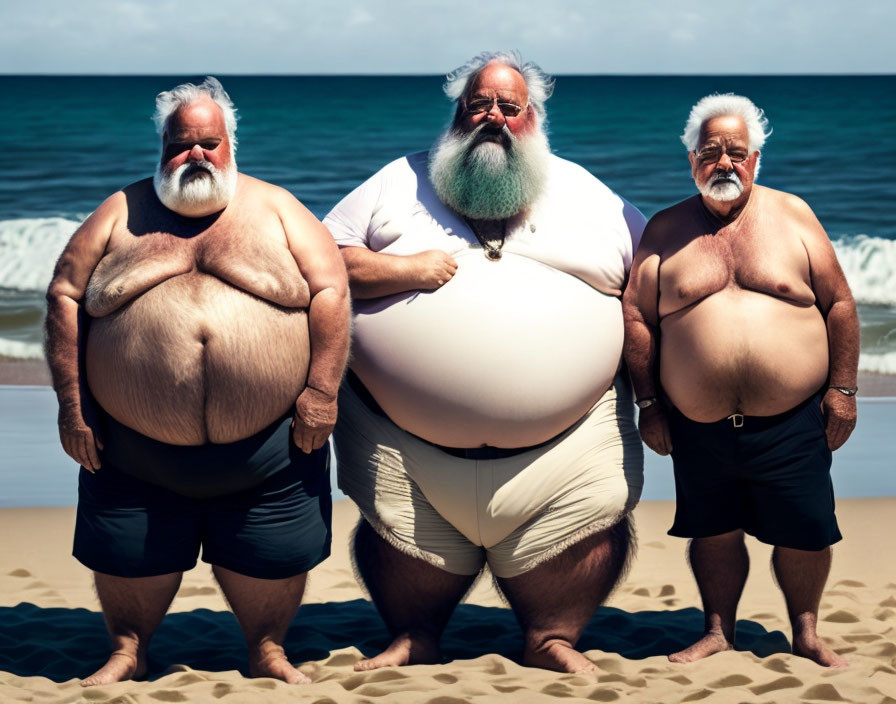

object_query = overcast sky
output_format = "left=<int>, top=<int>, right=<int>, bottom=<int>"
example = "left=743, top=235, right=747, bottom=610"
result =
left=2, top=0, right=894, bottom=75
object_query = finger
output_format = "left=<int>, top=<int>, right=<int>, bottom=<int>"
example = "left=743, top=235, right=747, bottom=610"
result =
left=75, top=436, right=92, bottom=472
left=85, top=433, right=101, bottom=470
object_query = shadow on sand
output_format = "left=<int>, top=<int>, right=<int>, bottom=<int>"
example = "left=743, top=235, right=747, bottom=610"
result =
left=0, top=600, right=792, bottom=682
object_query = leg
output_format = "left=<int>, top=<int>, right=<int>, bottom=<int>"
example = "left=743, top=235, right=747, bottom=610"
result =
left=670, top=530, right=749, bottom=663
left=352, top=518, right=478, bottom=671
left=772, top=546, right=847, bottom=667
left=495, top=518, right=633, bottom=674
left=213, top=566, right=311, bottom=684
left=81, top=571, right=183, bottom=686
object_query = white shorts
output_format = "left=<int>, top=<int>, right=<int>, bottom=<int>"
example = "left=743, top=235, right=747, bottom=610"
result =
left=333, top=375, right=644, bottom=578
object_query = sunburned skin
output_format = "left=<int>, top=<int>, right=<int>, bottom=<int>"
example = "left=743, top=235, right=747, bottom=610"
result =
left=84, top=177, right=312, bottom=445
left=648, top=187, right=829, bottom=420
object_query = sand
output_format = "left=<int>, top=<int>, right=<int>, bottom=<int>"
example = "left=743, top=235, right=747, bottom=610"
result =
left=1, top=499, right=895, bottom=703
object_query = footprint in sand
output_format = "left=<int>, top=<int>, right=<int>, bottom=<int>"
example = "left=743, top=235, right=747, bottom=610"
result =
left=761, top=656, right=791, bottom=673
left=822, top=609, right=860, bottom=623
left=7, top=569, right=32, bottom=577
left=645, top=541, right=666, bottom=549
left=842, top=633, right=881, bottom=643
left=749, top=612, right=778, bottom=620
left=145, top=690, right=188, bottom=702
left=749, top=675, right=802, bottom=695
left=659, top=585, right=675, bottom=597
left=708, top=674, right=752, bottom=689
left=211, top=683, right=231, bottom=699
left=433, top=674, right=458, bottom=684
left=585, top=688, right=621, bottom=702
left=333, top=581, right=358, bottom=589
left=24, top=581, right=50, bottom=589
left=879, top=596, right=896, bottom=607
left=680, top=687, right=714, bottom=701
left=873, top=607, right=895, bottom=621
left=801, top=683, right=846, bottom=701
left=632, top=588, right=650, bottom=596
left=833, top=579, right=866, bottom=588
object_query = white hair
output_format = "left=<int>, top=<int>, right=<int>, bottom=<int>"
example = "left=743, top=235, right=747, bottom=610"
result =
left=443, top=51, right=554, bottom=123
left=153, top=76, right=238, bottom=151
left=681, top=93, right=771, bottom=153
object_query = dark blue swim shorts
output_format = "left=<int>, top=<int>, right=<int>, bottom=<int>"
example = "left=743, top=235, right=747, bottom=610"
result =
left=73, top=413, right=332, bottom=579
left=667, top=394, right=842, bottom=551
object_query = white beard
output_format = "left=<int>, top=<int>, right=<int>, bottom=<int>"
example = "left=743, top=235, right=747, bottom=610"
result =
left=428, top=122, right=551, bottom=220
left=698, top=171, right=744, bottom=202
left=153, top=158, right=238, bottom=217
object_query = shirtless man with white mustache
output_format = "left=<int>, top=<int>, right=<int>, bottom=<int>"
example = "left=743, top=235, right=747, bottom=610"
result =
left=623, top=93, right=858, bottom=668
left=45, top=77, right=349, bottom=686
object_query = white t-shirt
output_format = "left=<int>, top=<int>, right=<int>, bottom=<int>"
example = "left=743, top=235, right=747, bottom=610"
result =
left=324, top=151, right=646, bottom=448
left=325, top=151, right=645, bottom=296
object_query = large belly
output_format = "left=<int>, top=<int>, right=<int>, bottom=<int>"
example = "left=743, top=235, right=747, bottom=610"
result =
left=352, top=252, right=623, bottom=448
left=660, top=289, right=829, bottom=420
left=86, top=275, right=310, bottom=444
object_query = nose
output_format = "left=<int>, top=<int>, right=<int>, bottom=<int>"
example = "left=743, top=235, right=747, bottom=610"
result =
left=716, top=151, right=733, bottom=170
left=484, top=101, right=506, bottom=127
left=187, top=143, right=204, bottom=162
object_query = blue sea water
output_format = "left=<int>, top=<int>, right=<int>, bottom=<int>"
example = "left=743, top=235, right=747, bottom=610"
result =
left=0, top=75, right=894, bottom=369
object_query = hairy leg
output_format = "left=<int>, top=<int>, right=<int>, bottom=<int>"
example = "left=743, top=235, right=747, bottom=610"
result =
left=81, top=571, right=183, bottom=687
left=213, top=566, right=310, bottom=683
left=495, top=518, right=634, bottom=674
left=669, top=530, right=748, bottom=663
left=352, top=518, right=478, bottom=671
left=772, top=546, right=847, bottom=667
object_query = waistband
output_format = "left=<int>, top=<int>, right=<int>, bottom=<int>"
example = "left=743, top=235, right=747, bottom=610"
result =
left=346, top=370, right=556, bottom=459
left=99, top=410, right=300, bottom=498
left=668, top=392, right=820, bottom=431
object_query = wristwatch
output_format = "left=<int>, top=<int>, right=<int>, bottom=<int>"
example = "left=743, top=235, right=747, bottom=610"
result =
left=635, top=397, right=658, bottom=409
left=829, top=386, right=858, bottom=397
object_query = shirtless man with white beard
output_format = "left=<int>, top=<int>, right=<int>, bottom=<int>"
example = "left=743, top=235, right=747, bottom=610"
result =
left=623, top=94, right=858, bottom=668
left=326, top=52, right=645, bottom=674
left=45, top=77, right=350, bottom=685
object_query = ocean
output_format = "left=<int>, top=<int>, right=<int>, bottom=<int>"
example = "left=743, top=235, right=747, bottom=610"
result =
left=1, top=75, right=894, bottom=370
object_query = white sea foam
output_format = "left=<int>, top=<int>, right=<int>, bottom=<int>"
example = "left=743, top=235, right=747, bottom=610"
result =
left=832, top=235, right=896, bottom=307
left=0, top=218, right=79, bottom=293
left=0, top=218, right=894, bottom=373
left=0, top=338, right=44, bottom=360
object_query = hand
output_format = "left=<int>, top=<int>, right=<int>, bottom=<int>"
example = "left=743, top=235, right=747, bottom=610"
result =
left=409, top=250, right=458, bottom=290
left=822, top=388, right=857, bottom=451
left=638, top=404, right=672, bottom=456
left=58, top=394, right=104, bottom=472
left=292, top=386, right=338, bottom=453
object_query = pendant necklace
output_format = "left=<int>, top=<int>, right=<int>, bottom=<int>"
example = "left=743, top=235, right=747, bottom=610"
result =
left=464, top=218, right=507, bottom=261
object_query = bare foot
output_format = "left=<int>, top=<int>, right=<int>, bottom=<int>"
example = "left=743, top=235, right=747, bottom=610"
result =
left=250, top=648, right=312, bottom=684
left=81, top=651, right=146, bottom=687
left=669, top=632, right=733, bottom=663
left=523, top=641, right=597, bottom=674
left=793, top=634, right=848, bottom=668
left=355, top=632, right=441, bottom=671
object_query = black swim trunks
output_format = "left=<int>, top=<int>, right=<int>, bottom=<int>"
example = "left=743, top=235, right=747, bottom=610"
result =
left=73, top=413, right=332, bottom=579
left=667, top=395, right=841, bottom=551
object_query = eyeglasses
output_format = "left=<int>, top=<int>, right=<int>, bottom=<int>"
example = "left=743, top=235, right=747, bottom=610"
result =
left=463, top=97, right=528, bottom=118
left=694, top=146, right=750, bottom=165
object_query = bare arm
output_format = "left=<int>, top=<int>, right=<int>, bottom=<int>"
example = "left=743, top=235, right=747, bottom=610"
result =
left=797, top=197, right=859, bottom=450
left=283, top=195, right=352, bottom=452
left=622, top=218, right=671, bottom=455
left=44, top=195, right=118, bottom=470
left=340, top=246, right=457, bottom=299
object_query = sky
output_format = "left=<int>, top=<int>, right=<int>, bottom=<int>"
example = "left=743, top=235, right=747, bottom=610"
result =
left=1, top=0, right=894, bottom=75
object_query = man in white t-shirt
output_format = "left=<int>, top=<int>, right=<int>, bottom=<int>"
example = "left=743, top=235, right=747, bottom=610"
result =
left=325, top=51, right=645, bottom=674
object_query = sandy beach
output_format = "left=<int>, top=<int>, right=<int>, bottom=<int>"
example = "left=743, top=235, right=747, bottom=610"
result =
left=1, top=499, right=895, bottom=703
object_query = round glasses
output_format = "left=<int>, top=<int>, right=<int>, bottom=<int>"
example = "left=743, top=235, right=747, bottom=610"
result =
left=694, top=146, right=750, bottom=165
left=463, top=97, right=528, bottom=118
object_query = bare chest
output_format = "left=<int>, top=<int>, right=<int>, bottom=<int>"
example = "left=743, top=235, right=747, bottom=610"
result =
left=85, top=216, right=309, bottom=316
left=658, top=221, right=815, bottom=318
